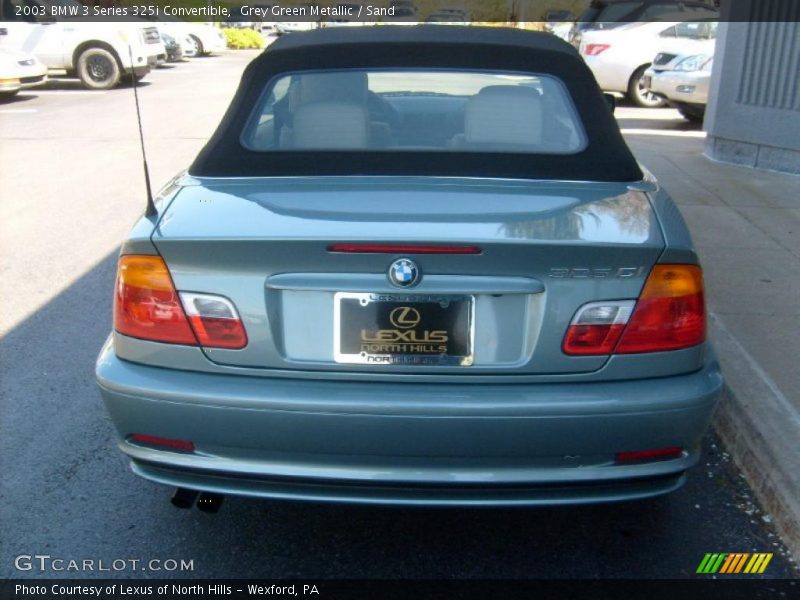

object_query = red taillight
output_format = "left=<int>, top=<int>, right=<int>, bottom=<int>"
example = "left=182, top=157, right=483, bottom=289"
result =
left=563, top=324, right=625, bottom=355
left=562, top=300, right=634, bottom=356
left=130, top=434, right=195, bottom=452
left=615, top=447, right=683, bottom=463
left=179, top=292, right=248, bottom=349
left=114, top=255, right=197, bottom=345
left=615, top=264, right=705, bottom=354
left=327, top=243, right=482, bottom=254
left=562, top=265, right=705, bottom=356
left=584, top=43, right=610, bottom=56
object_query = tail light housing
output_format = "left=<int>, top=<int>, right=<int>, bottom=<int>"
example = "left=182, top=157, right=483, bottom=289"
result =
left=563, top=264, right=705, bottom=356
left=179, top=292, right=248, bottom=349
left=114, top=255, right=247, bottom=349
left=562, top=300, right=634, bottom=355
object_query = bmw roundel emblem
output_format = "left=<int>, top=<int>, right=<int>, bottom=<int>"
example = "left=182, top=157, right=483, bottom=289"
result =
left=388, top=258, right=421, bottom=288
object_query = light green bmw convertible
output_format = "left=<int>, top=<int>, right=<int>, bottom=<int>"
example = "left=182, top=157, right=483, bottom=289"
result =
left=96, top=26, right=721, bottom=512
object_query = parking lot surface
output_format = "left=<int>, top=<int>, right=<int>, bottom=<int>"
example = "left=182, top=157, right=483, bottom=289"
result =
left=1, top=50, right=797, bottom=579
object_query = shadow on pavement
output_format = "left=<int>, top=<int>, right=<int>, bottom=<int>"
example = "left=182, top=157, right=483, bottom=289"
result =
left=0, top=93, right=38, bottom=105
left=39, top=78, right=153, bottom=91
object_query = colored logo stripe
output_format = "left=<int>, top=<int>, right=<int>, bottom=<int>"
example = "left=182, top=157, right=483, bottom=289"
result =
left=744, top=553, right=773, bottom=574
left=697, top=553, right=725, bottom=574
left=697, top=553, right=773, bottom=574
left=720, top=553, right=748, bottom=573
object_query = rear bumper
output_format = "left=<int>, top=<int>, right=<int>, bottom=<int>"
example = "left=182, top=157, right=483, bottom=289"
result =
left=96, top=343, right=722, bottom=506
left=0, top=73, right=46, bottom=92
left=19, top=74, right=47, bottom=89
left=135, top=462, right=687, bottom=506
left=647, top=69, right=710, bottom=105
left=582, top=55, right=631, bottom=93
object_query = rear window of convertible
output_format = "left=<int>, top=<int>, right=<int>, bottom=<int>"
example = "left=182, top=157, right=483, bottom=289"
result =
left=241, top=70, right=587, bottom=155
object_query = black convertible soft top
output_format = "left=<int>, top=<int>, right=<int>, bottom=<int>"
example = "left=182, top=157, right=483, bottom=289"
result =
left=190, top=26, right=643, bottom=182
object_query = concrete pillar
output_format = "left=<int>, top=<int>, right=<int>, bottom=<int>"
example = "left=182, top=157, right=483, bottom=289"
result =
left=704, top=2, right=800, bottom=174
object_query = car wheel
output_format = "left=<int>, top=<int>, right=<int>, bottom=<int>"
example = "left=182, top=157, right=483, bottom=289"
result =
left=627, top=65, right=667, bottom=108
left=0, top=90, right=20, bottom=100
left=77, top=47, right=121, bottom=90
left=190, top=35, right=207, bottom=56
left=677, top=105, right=705, bottom=123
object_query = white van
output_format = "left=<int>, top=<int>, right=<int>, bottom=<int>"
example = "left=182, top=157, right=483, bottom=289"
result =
left=0, top=0, right=165, bottom=89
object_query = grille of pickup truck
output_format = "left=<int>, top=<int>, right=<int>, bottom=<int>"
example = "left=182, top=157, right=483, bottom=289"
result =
left=143, top=27, right=161, bottom=44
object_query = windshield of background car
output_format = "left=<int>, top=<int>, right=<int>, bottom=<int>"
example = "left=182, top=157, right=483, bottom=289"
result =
left=241, top=70, right=587, bottom=155
left=668, top=20, right=718, bottom=39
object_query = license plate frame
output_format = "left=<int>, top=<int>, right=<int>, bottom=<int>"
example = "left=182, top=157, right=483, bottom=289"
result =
left=333, top=292, right=474, bottom=366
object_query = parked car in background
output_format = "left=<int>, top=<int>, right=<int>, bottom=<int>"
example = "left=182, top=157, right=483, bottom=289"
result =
left=0, top=5, right=162, bottom=89
left=179, top=22, right=227, bottom=56
left=97, top=27, right=721, bottom=511
left=579, top=18, right=716, bottom=107
left=152, top=22, right=199, bottom=59
left=0, top=46, right=47, bottom=98
left=645, top=35, right=716, bottom=122
left=148, top=17, right=227, bottom=56
left=159, top=32, right=183, bottom=64
left=569, top=0, right=718, bottom=46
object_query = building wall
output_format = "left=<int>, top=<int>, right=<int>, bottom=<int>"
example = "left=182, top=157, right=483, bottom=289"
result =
left=704, top=2, right=800, bottom=174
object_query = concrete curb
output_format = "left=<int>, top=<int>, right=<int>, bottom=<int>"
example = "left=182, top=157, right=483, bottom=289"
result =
left=709, top=313, right=800, bottom=561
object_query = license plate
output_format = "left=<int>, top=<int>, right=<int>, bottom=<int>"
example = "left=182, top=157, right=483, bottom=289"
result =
left=334, top=293, right=474, bottom=366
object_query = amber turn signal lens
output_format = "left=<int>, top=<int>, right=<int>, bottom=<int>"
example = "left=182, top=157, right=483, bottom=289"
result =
left=114, top=255, right=198, bottom=345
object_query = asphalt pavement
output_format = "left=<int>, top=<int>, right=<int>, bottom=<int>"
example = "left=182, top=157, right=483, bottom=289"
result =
left=0, top=50, right=797, bottom=580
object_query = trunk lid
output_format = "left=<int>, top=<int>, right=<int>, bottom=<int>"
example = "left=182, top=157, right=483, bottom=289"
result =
left=152, top=176, right=664, bottom=375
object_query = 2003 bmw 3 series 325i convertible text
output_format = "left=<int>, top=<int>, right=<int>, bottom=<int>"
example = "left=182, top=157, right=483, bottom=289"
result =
left=96, top=26, right=722, bottom=508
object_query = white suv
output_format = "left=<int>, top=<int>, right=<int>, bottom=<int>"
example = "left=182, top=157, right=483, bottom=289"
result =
left=0, top=0, right=165, bottom=89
